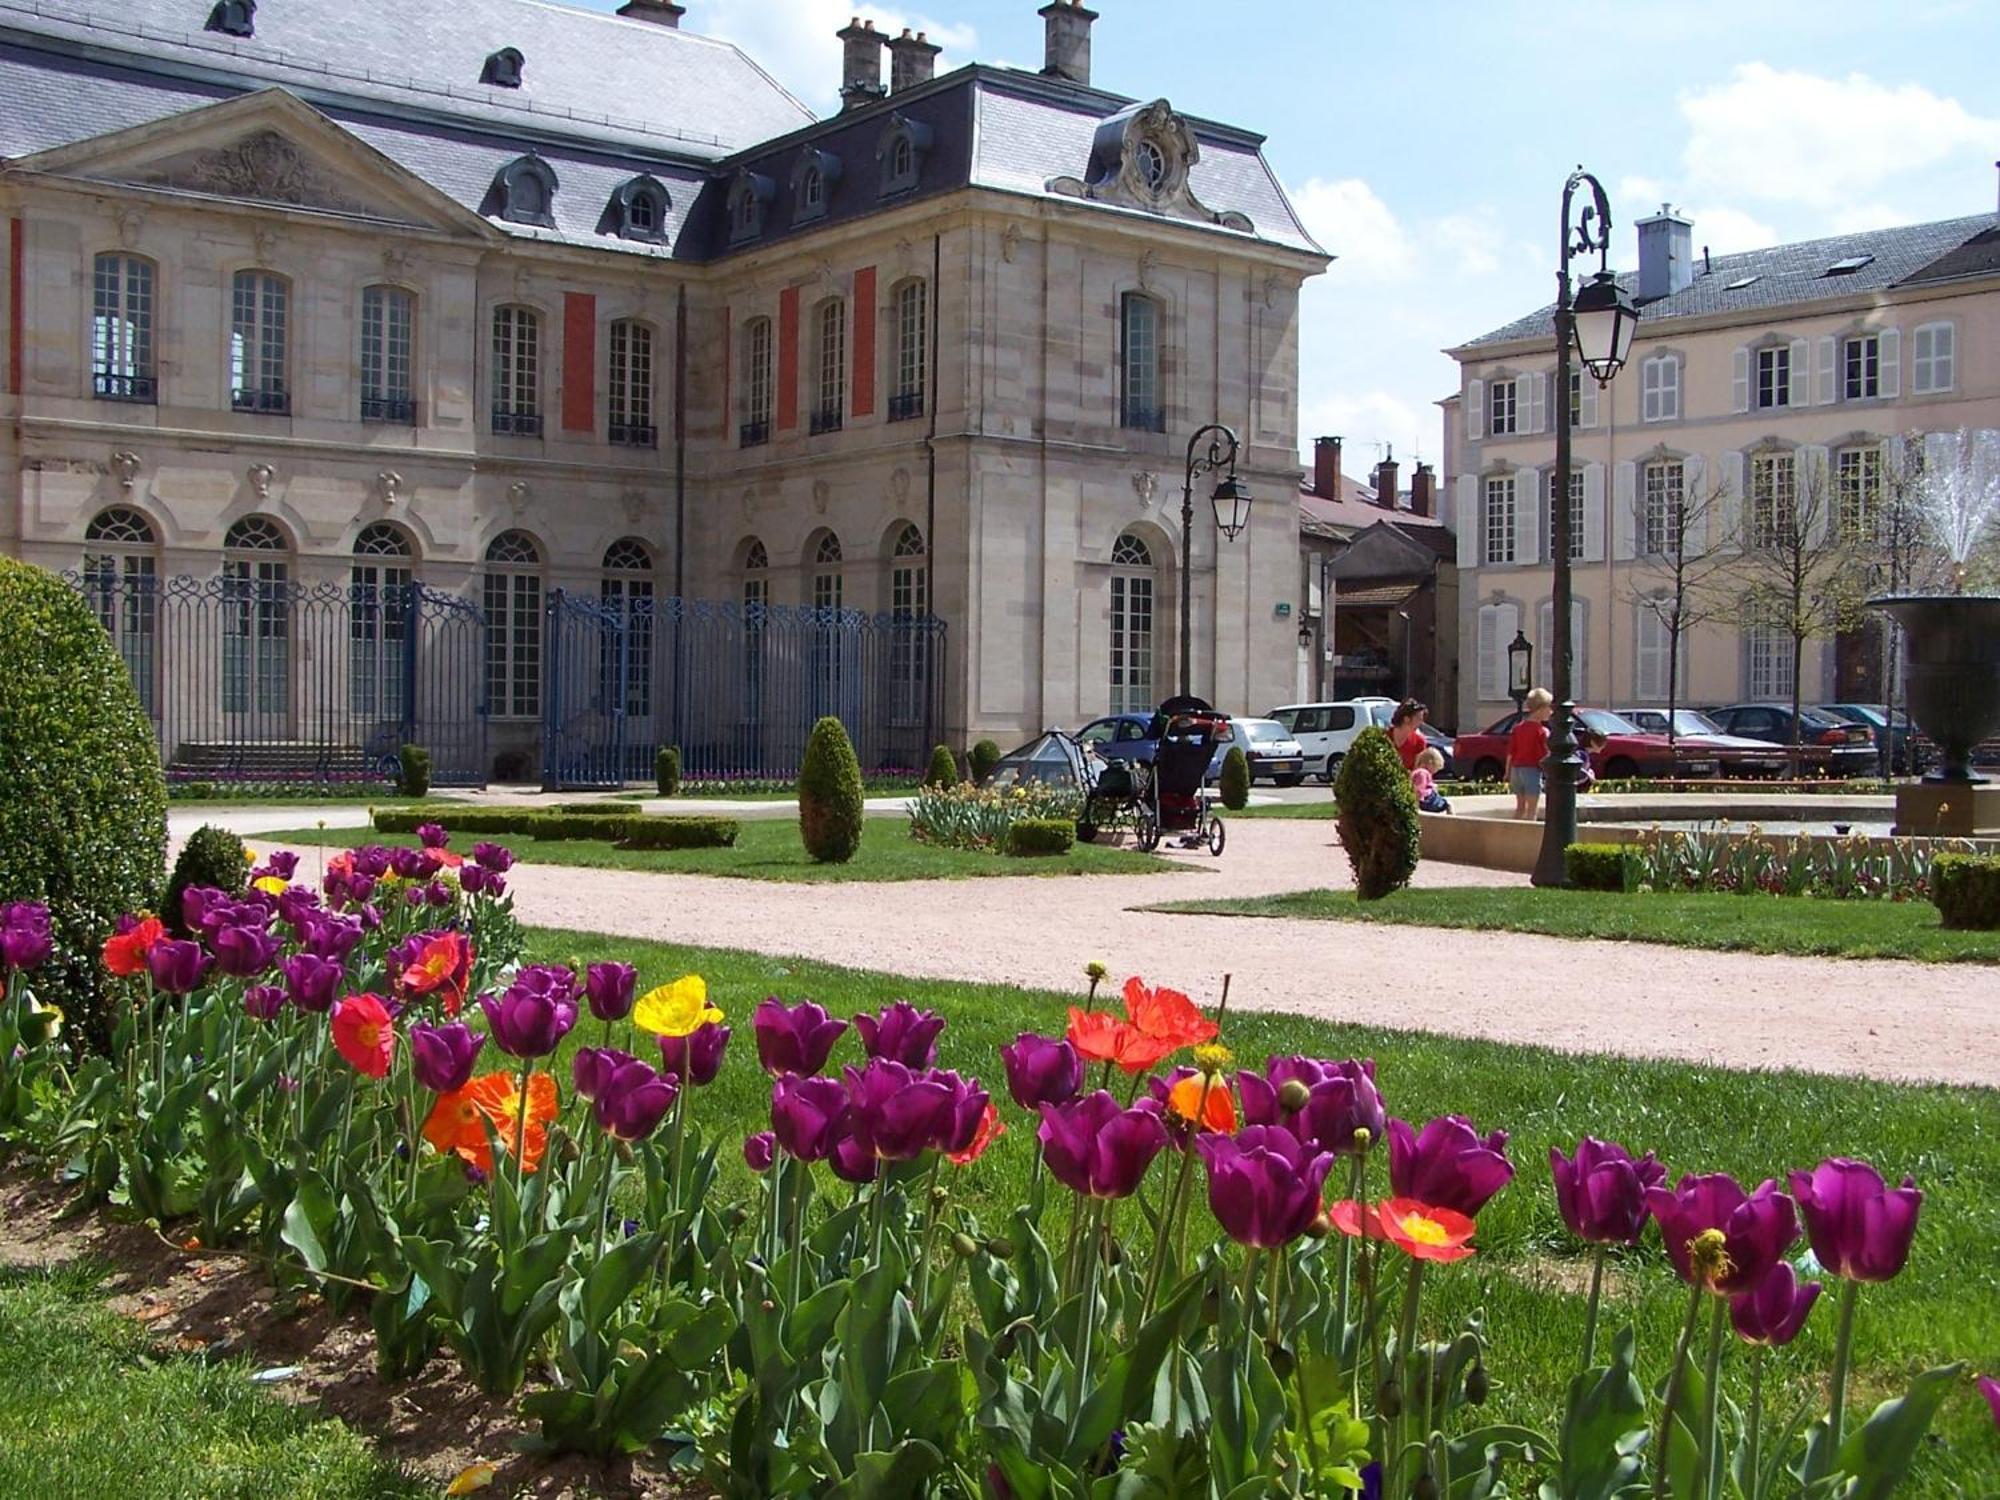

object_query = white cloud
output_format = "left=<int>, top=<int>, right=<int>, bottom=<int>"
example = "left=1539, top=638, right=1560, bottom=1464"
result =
left=1288, top=177, right=1413, bottom=282
left=1614, top=174, right=1775, bottom=257
left=1299, top=390, right=1433, bottom=471
left=692, top=0, right=976, bottom=112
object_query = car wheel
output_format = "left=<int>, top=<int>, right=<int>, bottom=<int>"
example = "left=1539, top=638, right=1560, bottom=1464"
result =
left=1316, top=754, right=1342, bottom=784
left=1472, top=757, right=1504, bottom=782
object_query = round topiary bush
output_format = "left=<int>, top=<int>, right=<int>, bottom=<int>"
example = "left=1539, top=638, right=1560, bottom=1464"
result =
left=1333, top=726, right=1420, bottom=901
left=656, top=743, right=683, bottom=798
left=969, top=739, right=1002, bottom=785
left=798, top=716, right=865, bottom=864
left=1219, top=745, right=1252, bottom=810
left=1003, top=817, right=1075, bottom=857
left=0, top=556, right=167, bottom=1050
left=925, top=744, right=960, bottom=789
left=162, top=824, right=247, bottom=937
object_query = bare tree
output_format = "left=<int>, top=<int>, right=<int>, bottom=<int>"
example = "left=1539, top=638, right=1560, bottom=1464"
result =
left=1624, top=462, right=1734, bottom=745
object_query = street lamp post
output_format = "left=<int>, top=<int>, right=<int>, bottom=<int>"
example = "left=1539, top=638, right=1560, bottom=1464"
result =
left=1179, top=423, right=1252, bottom=700
left=1532, top=169, right=1640, bottom=888
left=1508, top=628, right=1533, bottom=713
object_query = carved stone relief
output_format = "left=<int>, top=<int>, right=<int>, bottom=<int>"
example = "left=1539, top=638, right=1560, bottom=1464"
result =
left=1131, top=471, right=1158, bottom=510
left=110, top=451, right=143, bottom=492
left=1046, top=100, right=1255, bottom=234
left=126, top=131, right=377, bottom=217
left=247, top=462, right=274, bottom=500
left=811, top=479, right=830, bottom=515
left=376, top=471, right=403, bottom=505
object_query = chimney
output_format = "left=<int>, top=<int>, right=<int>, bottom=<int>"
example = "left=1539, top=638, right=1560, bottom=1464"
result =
left=1410, top=463, right=1434, bottom=518
left=1312, top=436, right=1342, bottom=501
left=1038, top=0, right=1097, bottom=87
left=837, top=17, right=887, bottom=111
left=615, top=0, right=685, bottom=26
left=1636, top=204, right=1694, bottom=300
left=888, top=27, right=942, bottom=92
left=1373, top=452, right=1400, bottom=510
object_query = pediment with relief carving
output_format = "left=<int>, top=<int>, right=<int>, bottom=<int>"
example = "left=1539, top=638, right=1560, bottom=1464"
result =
left=117, top=130, right=400, bottom=220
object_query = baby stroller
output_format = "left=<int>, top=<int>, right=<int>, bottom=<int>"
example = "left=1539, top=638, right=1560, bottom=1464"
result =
left=1136, top=696, right=1229, bottom=856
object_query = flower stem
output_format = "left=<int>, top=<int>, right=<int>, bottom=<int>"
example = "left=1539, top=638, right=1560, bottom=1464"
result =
left=1818, top=1278, right=1861, bottom=1482
left=593, top=1147, right=618, bottom=1263
left=1698, top=1292, right=1728, bottom=1500
left=1335, top=1152, right=1364, bottom=1392
left=1581, top=1244, right=1607, bottom=1373
left=1264, top=1244, right=1283, bottom=1347
left=914, top=1151, right=945, bottom=1314
left=1651, top=1281, right=1706, bottom=1500
left=1394, top=1260, right=1426, bottom=1491
left=1746, top=1347, right=1765, bottom=1500
left=1142, top=1135, right=1199, bottom=1321
left=1071, top=1198, right=1107, bottom=1432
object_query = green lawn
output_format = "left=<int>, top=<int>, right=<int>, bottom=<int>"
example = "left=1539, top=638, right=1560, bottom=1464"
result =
left=1151, top=884, right=2000, bottom=963
left=518, top=926, right=2000, bottom=1497
left=261, top=815, right=1185, bottom=882
left=1229, top=799, right=1338, bottom=818
left=0, top=1262, right=424, bottom=1500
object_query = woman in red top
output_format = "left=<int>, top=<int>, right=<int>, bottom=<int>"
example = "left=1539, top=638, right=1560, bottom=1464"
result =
left=1388, top=699, right=1429, bottom=772
left=1509, top=688, right=1553, bottom=820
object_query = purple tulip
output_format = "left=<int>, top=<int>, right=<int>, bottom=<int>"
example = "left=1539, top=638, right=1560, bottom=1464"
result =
left=594, top=1057, right=679, bottom=1141
left=350, top=846, right=393, bottom=879
left=179, top=885, right=230, bottom=935
left=472, top=842, right=515, bottom=872
left=928, top=1068, right=991, bottom=1155
left=145, top=938, right=210, bottom=994
left=1388, top=1115, right=1515, bottom=1218
left=0, top=901, right=52, bottom=971
left=744, top=1130, right=776, bottom=1173
left=1199, top=1125, right=1337, bottom=1249
left=829, top=1118, right=880, bottom=1184
left=658, top=1021, right=730, bottom=1086
left=257, top=850, right=300, bottom=881
left=423, top=880, right=453, bottom=908
left=1240, top=1057, right=1386, bottom=1158
left=297, top=913, right=364, bottom=962
left=853, top=1000, right=947, bottom=1068
left=1788, top=1158, right=1922, bottom=1283
left=211, top=922, right=282, bottom=979
left=754, top=997, right=848, bottom=1077
left=243, top=984, right=287, bottom=1022
left=1038, top=1090, right=1168, bottom=1200
left=842, top=1059, right=954, bottom=1162
left=276, top=886, right=320, bottom=925
left=771, top=1073, right=849, bottom=1161
left=410, top=1021, right=486, bottom=1093
left=1730, top=1262, right=1821, bottom=1346
left=1979, top=1375, right=2000, bottom=1432
left=281, top=952, right=345, bottom=1014
left=480, top=972, right=579, bottom=1059
left=583, top=961, right=639, bottom=1022
left=571, top=1046, right=637, bottom=1102
left=1645, top=1174, right=1798, bottom=1297
left=1000, top=1033, right=1084, bottom=1111
left=1552, top=1137, right=1668, bottom=1246
left=346, top=875, right=379, bottom=906
left=415, top=822, right=449, bottom=849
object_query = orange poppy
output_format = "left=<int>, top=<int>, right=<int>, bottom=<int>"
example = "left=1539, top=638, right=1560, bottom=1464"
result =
left=102, top=916, right=166, bottom=978
left=424, top=1070, right=560, bottom=1175
left=948, top=1101, right=1006, bottom=1166
left=399, top=932, right=474, bottom=1016
left=1377, top=1197, right=1477, bottom=1263
left=1326, top=1198, right=1388, bottom=1240
left=1066, top=1006, right=1178, bottom=1074
left=1122, top=977, right=1218, bottom=1049
left=1166, top=1074, right=1238, bottom=1134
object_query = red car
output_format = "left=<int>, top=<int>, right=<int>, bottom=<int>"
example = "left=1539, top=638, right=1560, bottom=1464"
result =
left=1455, top=707, right=1725, bottom=782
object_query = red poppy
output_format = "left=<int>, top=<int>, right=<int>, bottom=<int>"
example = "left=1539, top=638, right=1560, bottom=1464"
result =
left=331, top=992, right=396, bottom=1078
left=102, top=916, right=166, bottom=978
left=1122, top=976, right=1218, bottom=1049
left=948, top=1100, right=1005, bottom=1166
left=1167, top=1074, right=1238, bottom=1134
left=1066, top=1007, right=1178, bottom=1074
left=1377, top=1197, right=1478, bottom=1262
left=424, top=1070, right=560, bottom=1175
left=1327, top=1198, right=1388, bottom=1240
left=399, top=932, right=474, bottom=1016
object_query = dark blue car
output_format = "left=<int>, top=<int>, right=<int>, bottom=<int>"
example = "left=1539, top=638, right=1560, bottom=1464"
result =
left=1076, top=714, right=1227, bottom=782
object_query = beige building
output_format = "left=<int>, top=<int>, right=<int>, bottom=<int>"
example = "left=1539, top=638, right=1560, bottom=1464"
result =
left=0, top=0, right=1324, bottom=783
left=1442, top=203, right=2000, bottom=733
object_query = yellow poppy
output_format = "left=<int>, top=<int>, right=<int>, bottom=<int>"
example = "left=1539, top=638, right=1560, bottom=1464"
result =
left=445, top=1462, right=497, bottom=1495
left=633, top=974, right=721, bottom=1037
left=252, top=875, right=289, bottom=896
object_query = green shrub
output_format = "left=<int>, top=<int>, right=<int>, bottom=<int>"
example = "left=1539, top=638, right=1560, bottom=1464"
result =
left=373, top=806, right=739, bottom=850
left=1219, top=746, right=1251, bottom=810
left=655, top=744, right=682, bottom=798
left=1003, top=818, right=1075, bottom=857
left=969, top=739, right=1002, bottom=785
left=798, top=717, right=865, bottom=864
left=1565, top=843, right=1633, bottom=893
left=162, top=825, right=248, bottom=937
left=1333, top=727, right=1420, bottom=901
left=615, top=817, right=738, bottom=851
left=1931, top=853, right=2000, bottom=930
left=168, top=782, right=218, bottom=802
left=397, top=744, right=431, bottom=797
left=925, top=744, right=960, bottom=789
left=907, top=782, right=1084, bottom=850
left=0, top=556, right=167, bottom=1051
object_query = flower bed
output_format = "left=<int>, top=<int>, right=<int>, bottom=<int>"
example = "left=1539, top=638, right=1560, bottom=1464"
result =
left=1625, top=822, right=1969, bottom=901
left=907, top=780, right=1084, bottom=850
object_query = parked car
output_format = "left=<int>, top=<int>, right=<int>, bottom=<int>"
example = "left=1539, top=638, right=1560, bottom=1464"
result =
left=1451, top=707, right=1723, bottom=782
left=1266, top=698, right=1398, bottom=779
left=1818, top=703, right=1918, bottom=774
left=1075, top=713, right=1227, bottom=781
left=1706, top=703, right=1878, bottom=777
left=1220, top=718, right=1309, bottom=786
left=1617, top=708, right=1791, bottom=778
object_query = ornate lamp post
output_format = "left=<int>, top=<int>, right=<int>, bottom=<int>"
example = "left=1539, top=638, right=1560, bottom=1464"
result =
left=1532, top=169, right=1640, bottom=888
left=1507, top=628, right=1533, bottom=713
left=1179, top=423, right=1252, bottom=699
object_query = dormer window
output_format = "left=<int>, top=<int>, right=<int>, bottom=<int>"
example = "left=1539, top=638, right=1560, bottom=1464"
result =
left=725, top=171, right=773, bottom=245
left=790, top=148, right=842, bottom=225
left=876, top=113, right=932, bottom=198
left=489, top=155, right=557, bottom=228
left=608, top=175, right=671, bottom=244
left=481, top=47, right=525, bottom=88
left=206, top=0, right=254, bottom=37
left=1134, top=139, right=1168, bottom=194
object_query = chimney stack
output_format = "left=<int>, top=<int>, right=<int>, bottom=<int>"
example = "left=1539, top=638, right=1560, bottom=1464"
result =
left=1038, top=0, right=1097, bottom=87
left=615, top=0, right=685, bottom=26
left=1373, top=452, right=1400, bottom=510
left=837, top=17, right=887, bottom=111
left=1636, top=204, right=1694, bottom=300
left=888, top=27, right=942, bottom=92
left=1312, top=436, right=1342, bottom=501
left=1410, top=463, right=1434, bottom=518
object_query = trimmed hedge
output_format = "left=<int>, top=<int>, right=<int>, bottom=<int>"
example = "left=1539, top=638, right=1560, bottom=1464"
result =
left=799, top=717, right=865, bottom=864
left=1565, top=843, right=1632, bottom=893
left=163, top=825, right=247, bottom=937
left=1003, top=818, right=1075, bottom=857
left=372, top=807, right=737, bottom=849
left=615, top=817, right=738, bottom=851
left=656, top=744, right=682, bottom=798
left=1219, top=746, right=1251, bottom=810
left=0, top=555, right=167, bottom=1051
left=926, top=744, right=960, bottom=789
left=397, top=744, right=431, bottom=797
left=969, top=739, right=1002, bottom=785
left=1333, top=728, right=1420, bottom=901
left=1932, top=853, right=2000, bottom=930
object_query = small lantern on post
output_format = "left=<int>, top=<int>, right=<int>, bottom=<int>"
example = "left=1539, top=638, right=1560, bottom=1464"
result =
left=1508, top=629, right=1533, bottom=712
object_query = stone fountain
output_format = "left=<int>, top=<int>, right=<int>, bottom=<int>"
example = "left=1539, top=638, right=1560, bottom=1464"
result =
left=1870, top=428, right=2000, bottom=836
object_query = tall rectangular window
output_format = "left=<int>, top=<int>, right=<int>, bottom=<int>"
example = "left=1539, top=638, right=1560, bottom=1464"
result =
left=1642, top=459, right=1684, bottom=558
left=1548, top=469, right=1584, bottom=561
left=1755, top=345, right=1790, bottom=409
left=230, top=270, right=289, bottom=413
left=741, top=317, right=772, bottom=445
left=1912, top=322, right=1956, bottom=393
left=891, top=281, right=927, bottom=421
left=1843, top=334, right=1880, bottom=400
left=1641, top=354, right=1679, bottom=422
left=813, top=300, right=845, bottom=434
left=1120, top=292, right=1164, bottom=432
left=1835, top=444, right=1881, bottom=541
left=1488, top=378, right=1517, bottom=435
left=360, top=285, right=415, bottom=423
left=1482, top=475, right=1516, bottom=565
left=608, top=320, right=655, bottom=447
left=92, top=254, right=155, bottom=401
left=492, top=305, right=541, bottom=435
left=1749, top=453, right=1796, bottom=547
left=1746, top=607, right=1793, bottom=699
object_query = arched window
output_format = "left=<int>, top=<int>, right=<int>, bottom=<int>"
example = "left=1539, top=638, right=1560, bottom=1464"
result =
left=740, top=316, right=773, bottom=446
left=609, top=175, right=671, bottom=244
left=812, top=299, right=846, bottom=434
left=1119, top=292, right=1163, bottom=432
left=490, top=155, right=557, bottom=228
left=741, top=539, right=769, bottom=724
left=92, top=253, right=156, bottom=401
left=1109, top=532, right=1155, bottom=713
left=810, top=532, right=845, bottom=719
left=206, top=0, right=254, bottom=38
left=726, top=171, right=771, bottom=244
left=890, top=280, right=926, bottom=421
left=481, top=47, right=524, bottom=88
left=361, top=285, right=416, bottom=423
left=608, top=319, right=656, bottom=447
left=600, top=538, right=654, bottom=718
left=812, top=531, right=844, bottom=610
left=492, top=305, right=541, bottom=435
left=483, top=530, right=544, bottom=719
left=889, top=523, right=928, bottom=726
left=83, top=506, right=159, bottom=713
left=230, top=269, right=289, bottom=413
left=350, top=522, right=414, bottom=720
left=222, top=517, right=290, bottom=718
left=876, top=113, right=932, bottom=197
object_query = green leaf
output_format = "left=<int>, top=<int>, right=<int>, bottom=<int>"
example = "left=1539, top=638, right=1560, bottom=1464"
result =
left=825, top=1440, right=945, bottom=1500
left=880, top=1361, right=963, bottom=1446
left=280, top=1170, right=338, bottom=1275
left=1832, top=1362, right=1963, bottom=1500
left=1066, top=1270, right=1203, bottom=1467
left=502, top=1227, right=576, bottom=1317
left=1546, top=1326, right=1648, bottom=1500
left=583, top=1230, right=664, bottom=1329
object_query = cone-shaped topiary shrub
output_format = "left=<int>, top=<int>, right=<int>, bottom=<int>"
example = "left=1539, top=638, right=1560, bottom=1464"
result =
left=926, top=744, right=960, bottom=789
left=969, top=739, right=1002, bottom=785
left=0, top=556, right=166, bottom=1050
left=798, top=716, right=865, bottom=863
left=1219, top=745, right=1251, bottom=810
left=397, top=743, right=431, bottom=797
left=1334, top=726, right=1420, bottom=900
left=163, top=824, right=247, bottom=937
left=656, top=744, right=683, bottom=798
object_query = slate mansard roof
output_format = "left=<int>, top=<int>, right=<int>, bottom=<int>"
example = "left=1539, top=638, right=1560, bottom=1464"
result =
left=1456, top=213, right=2000, bottom=355
left=0, top=0, right=1320, bottom=265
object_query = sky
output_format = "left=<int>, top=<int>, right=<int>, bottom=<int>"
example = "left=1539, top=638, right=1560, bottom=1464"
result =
left=578, top=0, right=2000, bottom=472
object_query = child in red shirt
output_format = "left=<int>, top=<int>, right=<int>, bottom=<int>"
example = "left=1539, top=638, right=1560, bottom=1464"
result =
left=1509, top=688, right=1553, bottom=820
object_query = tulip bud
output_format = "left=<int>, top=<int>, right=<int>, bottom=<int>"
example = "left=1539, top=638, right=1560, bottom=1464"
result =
left=1377, top=1377, right=1403, bottom=1418
left=952, top=1232, right=981, bottom=1259
left=1265, top=1339, right=1295, bottom=1380
left=932, top=1186, right=951, bottom=1208
left=1352, top=1126, right=1373, bottom=1152
left=723, top=1205, right=749, bottom=1231
left=1464, top=1360, right=1489, bottom=1405
left=1277, top=1079, right=1312, bottom=1113
left=1084, top=961, right=1108, bottom=981
left=1306, top=1213, right=1332, bottom=1239
left=987, top=1237, right=1015, bottom=1259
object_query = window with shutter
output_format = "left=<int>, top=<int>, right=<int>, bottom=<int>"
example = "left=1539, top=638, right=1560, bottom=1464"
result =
left=1732, top=348, right=1750, bottom=412
left=1642, top=460, right=1684, bottom=558
left=1748, top=453, right=1796, bottom=546
left=1489, top=378, right=1517, bottom=436
left=1547, top=469, right=1585, bottom=562
left=1464, top=378, right=1484, bottom=441
left=1843, top=335, right=1880, bottom=400
left=1911, top=322, right=1955, bottom=393
left=1835, top=445, right=1881, bottom=541
left=1482, top=476, right=1516, bottom=565
left=1755, top=346, right=1790, bottom=409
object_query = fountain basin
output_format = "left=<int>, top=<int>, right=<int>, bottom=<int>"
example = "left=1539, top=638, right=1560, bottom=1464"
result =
left=1869, top=594, right=2000, bottom=834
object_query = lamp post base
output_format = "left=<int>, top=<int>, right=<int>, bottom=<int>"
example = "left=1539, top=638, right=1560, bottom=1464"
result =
left=1531, top=699, right=1586, bottom=887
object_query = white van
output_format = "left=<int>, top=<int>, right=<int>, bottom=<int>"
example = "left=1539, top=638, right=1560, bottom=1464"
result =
left=1266, top=698, right=1399, bottom=781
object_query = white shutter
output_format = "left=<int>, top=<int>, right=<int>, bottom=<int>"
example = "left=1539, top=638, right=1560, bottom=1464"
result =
left=1879, top=328, right=1900, bottom=397
left=1636, top=605, right=1665, bottom=701
left=1816, top=335, right=1837, bottom=405
left=1581, top=461, right=1606, bottom=563
left=1572, top=601, right=1588, bottom=701
left=1516, top=467, right=1542, bottom=564
left=1718, top=450, right=1744, bottom=551
left=1611, top=460, right=1637, bottom=561
left=1788, top=338, right=1809, bottom=407
left=1800, top=444, right=1831, bottom=544
left=1476, top=604, right=1499, bottom=701
left=1537, top=600, right=1554, bottom=690
left=1455, top=475, right=1479, bottom=568
left=1465, top=378, right=1484, bottom=441
left=1526, top=372, right=1547, bottom=435
left=1731, top=347, right=1750, bottom=412
left=1682, top=453, right=1707, bottom=554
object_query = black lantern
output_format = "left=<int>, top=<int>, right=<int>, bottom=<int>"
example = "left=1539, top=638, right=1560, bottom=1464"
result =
left=1507, top=628, right=1533, bottom=709
left=1211, top=472, right=1253, bottom=541
left=1571, top=269, right=1640, bottom=384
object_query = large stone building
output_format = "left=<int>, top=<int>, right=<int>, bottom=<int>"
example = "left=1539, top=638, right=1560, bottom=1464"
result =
left=1442, top=203, right=2000, bottom=733
left=0, top=0, right=1324, bottom=782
